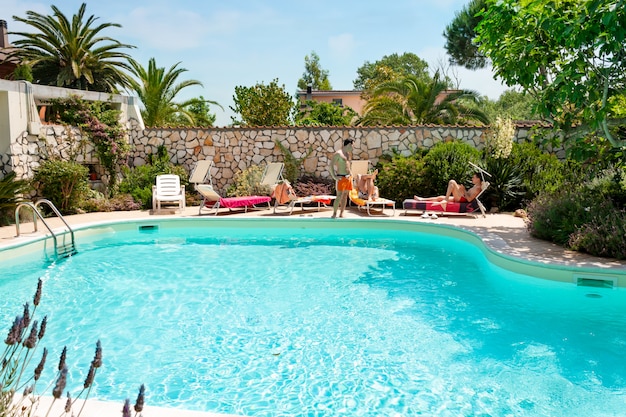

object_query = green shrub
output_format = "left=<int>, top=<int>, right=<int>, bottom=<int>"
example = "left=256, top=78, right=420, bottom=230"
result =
left=0, top=172, right=32, bottom=226
left=275, top=140, right=313, bottom=184
left=226, top=165, right=271, bottom=197
left=526, top=171, right=626, bottom=258
left=509, top=142, right=567, bottom=199
left=421, top=141, right=481, bottom=196
left=32, top=160, right=89, bottom=213
left=526, top=187, right=596, bottom=245
left=568, top=203, right=626, bottom=259
left=376, top=154, right=426, bottom=202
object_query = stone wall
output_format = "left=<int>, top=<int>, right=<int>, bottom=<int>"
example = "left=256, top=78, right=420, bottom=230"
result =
left=132, top=125, right=494, bottom=192
left=5, top=122, right=545, bottom=193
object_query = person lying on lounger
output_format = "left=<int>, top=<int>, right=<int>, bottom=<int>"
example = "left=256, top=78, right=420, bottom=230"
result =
left=414, top=173, right=482, bottom=209
left=356, top=169, right=379, bottom=200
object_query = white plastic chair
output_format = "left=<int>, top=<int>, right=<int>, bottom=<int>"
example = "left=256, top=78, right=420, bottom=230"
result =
left=152, top=174, right=185, bottom=213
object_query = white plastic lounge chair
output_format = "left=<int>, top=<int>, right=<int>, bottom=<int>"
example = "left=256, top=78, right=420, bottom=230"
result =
left=189, top=159, right=214, bottom=188
left=260, top=162, right=284, bottom=187
left=196, top=184, right=271, bottom=215
left=152, top=174, right=185, bottom=213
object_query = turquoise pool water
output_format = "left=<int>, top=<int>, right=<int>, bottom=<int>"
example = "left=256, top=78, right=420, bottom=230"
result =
left=1, top=221, right=626, bottom=416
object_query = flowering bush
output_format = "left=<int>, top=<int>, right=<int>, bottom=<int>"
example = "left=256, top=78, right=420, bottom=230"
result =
left=486, top=116, right=515, bottom=159
left=226, top=165, right=271, bottom=197
left=48, top=96, right=130, bottom=194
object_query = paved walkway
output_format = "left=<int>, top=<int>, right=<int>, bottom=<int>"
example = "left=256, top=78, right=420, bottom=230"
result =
left=2, top=204, right=625, bottom=272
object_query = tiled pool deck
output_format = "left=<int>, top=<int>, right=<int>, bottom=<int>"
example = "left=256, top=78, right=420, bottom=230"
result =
left=1, top=205, right=624, bottom=417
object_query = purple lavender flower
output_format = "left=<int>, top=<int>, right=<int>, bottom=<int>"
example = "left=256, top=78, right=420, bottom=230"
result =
left=22, top=303, right=30, bottom=328
left=33, top=278, right=43, bottom=306
left=38, top=316, right=47, bottom=340
left=52, top=366, right=68, bottom=399
left=58, top=346, right=67, bottom=371
left=23, top=321, right=38, bottom=349
left=92, top=340, right=103, bottom=368
left=34, top=348, right=47, bottom=381
left=122, top=399, right=131, bottom=417
left=64, top=392, right=72, bottom=413
left=84, top=362, right=96, bottom=389
left=134, top=384, right=145, bottom=413
left=4, top=315, right=22, bottom=345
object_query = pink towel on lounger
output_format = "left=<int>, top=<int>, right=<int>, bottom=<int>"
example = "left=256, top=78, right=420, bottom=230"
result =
left=210, top=195, right=271, bottom=209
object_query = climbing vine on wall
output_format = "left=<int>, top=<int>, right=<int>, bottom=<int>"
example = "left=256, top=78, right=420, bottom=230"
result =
left=48, top=95, right=130, bottom=194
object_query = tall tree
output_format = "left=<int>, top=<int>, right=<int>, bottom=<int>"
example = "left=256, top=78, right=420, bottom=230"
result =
left=297, top=51, right=332, bottom=90
left=476, top=0, right=626, bottom=148
left=443, top=0, right=488, bottom=70
left=230, top=79, right=295, bottom=126
left=470, top=90, right=538, bottom=122
left=358, top=73, right=489, bottom=126
left=170, top=96, right=218, bottom=127
left=128, top=58, right=208, bottom=127
left=353, top=53, right=429, bottom=92
left=7, top=3, right=135, bottom=92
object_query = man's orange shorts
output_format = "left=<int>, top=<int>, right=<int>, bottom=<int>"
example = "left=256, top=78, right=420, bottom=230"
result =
left=337, top=176, right=353, bottom=191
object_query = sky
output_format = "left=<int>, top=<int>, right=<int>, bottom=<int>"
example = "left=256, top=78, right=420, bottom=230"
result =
left=3, top=0, right=507, bottom=127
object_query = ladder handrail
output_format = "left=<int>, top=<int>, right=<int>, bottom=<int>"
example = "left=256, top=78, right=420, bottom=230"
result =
left=34, top=199, right=76, bottom=244
left=15, top=199, right=76, bottom=257
left=15, top=202, right=58, bottom=250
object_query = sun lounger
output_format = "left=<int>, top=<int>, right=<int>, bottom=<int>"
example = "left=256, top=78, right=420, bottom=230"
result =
left=260, top=162, right=284, bottom=187
left=403, top=181, right=490, bottom=217
left=271, top=181, right=335, bottom=214
left=347, top=160, right=395, bottom=216
left=349, top=189, right=396, bottom=216
left=189, top=159, right=214, bottom=188
left=196, top=185, right=271, bottom=215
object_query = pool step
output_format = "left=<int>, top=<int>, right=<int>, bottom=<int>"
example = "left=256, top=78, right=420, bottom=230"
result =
left=56, top=242, right=77, bottom=258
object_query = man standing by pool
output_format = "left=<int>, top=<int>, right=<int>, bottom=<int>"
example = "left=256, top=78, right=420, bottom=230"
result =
left=329, top=138, right=354, bottom=218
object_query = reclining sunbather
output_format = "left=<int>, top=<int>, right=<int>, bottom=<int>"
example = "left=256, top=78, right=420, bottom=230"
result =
left=414, top=173, right=482, bottom=209
left=356, top=169, right=379, bottom=200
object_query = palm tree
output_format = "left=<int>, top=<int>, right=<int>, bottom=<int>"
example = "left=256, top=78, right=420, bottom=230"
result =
left=128, top=58, right=220, bottom=127
left=358, top=73, right=490, bottom=126
left=7, top=3, right=135, bottom=92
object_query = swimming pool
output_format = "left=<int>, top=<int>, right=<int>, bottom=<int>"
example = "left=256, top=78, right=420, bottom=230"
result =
left=2, top=218, right=626, bottom=417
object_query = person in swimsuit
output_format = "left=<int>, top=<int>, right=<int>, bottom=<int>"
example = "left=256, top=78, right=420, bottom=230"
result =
left=357, top=169, right=379, bottom=200
left=329, top=138, right=354, bottom=218
left=414, top=173, right=482, bottom=210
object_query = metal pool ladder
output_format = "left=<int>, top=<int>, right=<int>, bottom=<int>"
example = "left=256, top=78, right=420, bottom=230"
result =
left=15, top=199, right=77, bottom=258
